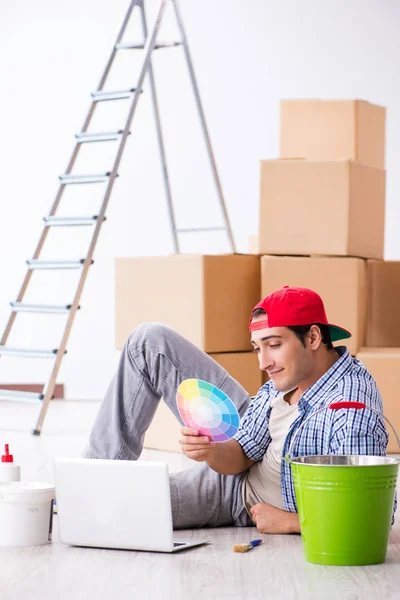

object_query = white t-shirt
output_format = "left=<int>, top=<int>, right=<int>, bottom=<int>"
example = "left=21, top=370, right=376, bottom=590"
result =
left=243, top=390, right=299, bottom=512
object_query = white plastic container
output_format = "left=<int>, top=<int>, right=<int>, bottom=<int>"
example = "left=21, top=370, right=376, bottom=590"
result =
left=0, top=481, right=55, bottom=546
left=0, top=463, right=20, bottom=482
left=0, top=444, right=20, bottom=482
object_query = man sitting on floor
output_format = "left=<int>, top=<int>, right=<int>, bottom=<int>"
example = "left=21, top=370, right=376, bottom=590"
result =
left=83, top=286, right=390, bottom=533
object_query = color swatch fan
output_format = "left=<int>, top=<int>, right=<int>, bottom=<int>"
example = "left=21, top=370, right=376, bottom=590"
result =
left=176, top=379, right=240, bottom=442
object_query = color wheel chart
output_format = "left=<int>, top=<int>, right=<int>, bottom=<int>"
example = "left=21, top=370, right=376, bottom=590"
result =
left=176, top=379, right=240, bottom=442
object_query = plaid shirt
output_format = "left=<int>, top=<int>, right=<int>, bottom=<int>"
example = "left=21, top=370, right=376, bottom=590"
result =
left=235, top=347, right=392, bottom=514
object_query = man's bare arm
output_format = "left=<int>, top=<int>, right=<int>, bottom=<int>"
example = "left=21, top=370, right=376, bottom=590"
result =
left=179, top=427, right=254, bottom=475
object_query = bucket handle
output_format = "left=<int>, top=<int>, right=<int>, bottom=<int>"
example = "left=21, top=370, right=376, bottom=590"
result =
left=285, top=401, right=400, bottom=463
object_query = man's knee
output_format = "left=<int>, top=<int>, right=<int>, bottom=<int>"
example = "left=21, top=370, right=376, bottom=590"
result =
left=126, top=322, right=174, bottom=348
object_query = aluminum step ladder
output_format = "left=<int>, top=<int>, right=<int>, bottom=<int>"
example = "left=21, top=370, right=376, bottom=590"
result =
left=0, top=0, right=236, bottom=435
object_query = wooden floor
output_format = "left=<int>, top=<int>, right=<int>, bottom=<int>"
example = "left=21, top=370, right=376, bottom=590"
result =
left=1, top=399, right=400, bottom=600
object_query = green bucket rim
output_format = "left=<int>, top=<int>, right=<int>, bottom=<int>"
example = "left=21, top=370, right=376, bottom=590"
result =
left=288, top=454, right=400, bottom=467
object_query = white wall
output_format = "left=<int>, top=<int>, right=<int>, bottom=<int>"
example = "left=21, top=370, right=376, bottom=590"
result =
left=0, top=0, right=399, bottom=399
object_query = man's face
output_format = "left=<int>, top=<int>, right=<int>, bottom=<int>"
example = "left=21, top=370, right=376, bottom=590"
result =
left=250, top=320, right=315, bottom=392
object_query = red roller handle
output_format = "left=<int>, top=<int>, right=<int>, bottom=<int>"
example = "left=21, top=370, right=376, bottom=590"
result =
left=329, top=401, right=366, bottom=410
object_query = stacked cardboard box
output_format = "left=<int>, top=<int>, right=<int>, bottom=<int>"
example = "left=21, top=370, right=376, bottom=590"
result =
left=254, top=99, right=386, bottom=357
left=357, top=260, right=400, bottom=452
left=254, top=99, right=400, bottom=453
left=115, top=254, right=264, bottom=452
left=258, top=158, right=385, bottom=258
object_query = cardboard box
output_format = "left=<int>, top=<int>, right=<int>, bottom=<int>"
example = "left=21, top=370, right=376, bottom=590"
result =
left=115, top=254, right=260, bottom=353
left=259, top=159, right=385, bottom=258
left=366, top=261, right=400, bottom=347
left=261, top=255, right=367, bottom=355
left=144, top=402, right=182, bottom=453
left=356, top=348, right=400, bottom=453
left=209, top=352, right=264, bottom=397
left=144, top=351, right=264, bottom=453
left=280, top=99, right=385, bottom=170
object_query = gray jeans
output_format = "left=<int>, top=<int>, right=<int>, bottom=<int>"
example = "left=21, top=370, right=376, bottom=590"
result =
left=83, top=323, right=253, bottom=529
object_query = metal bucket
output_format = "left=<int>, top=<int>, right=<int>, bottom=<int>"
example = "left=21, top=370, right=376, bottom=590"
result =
left=286, top=401, right=399, bottom=566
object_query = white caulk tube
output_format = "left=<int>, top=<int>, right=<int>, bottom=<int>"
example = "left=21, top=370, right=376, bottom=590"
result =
left=0, top=444, right=21, bottom=482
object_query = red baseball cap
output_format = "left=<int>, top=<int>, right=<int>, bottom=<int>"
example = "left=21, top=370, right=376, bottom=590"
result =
left=249, top=286, right=351, bottom=342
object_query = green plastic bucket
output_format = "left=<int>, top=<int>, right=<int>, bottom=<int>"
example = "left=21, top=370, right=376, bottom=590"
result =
left=286, top=401, right=399, bottom=566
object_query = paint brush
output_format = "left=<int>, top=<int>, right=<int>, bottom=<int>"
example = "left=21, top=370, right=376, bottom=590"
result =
left=232, top=539, right=263, bottom=553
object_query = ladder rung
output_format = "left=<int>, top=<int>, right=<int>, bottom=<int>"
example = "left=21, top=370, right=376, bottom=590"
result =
left=44, top=216, right=103, bottom=227
left=176, top=227, right=226, bottom=233
left=0, top=346, right=63, bottom=358
left=0, top=389, right=43, bottom=403
left=59, top=173, right=111, bottom=185
left=26, top=259, right=89, bottom=270
left=91, top=89, right=137, bottom=102
left=10, top=302, right=78, bottom=314
left=75, top=131, right=125, bottom=143
left=115, top=41, right=182, bottom=50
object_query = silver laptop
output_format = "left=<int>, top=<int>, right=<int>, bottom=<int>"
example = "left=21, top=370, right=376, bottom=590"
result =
left=54, top=458, right=209, bottom=553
